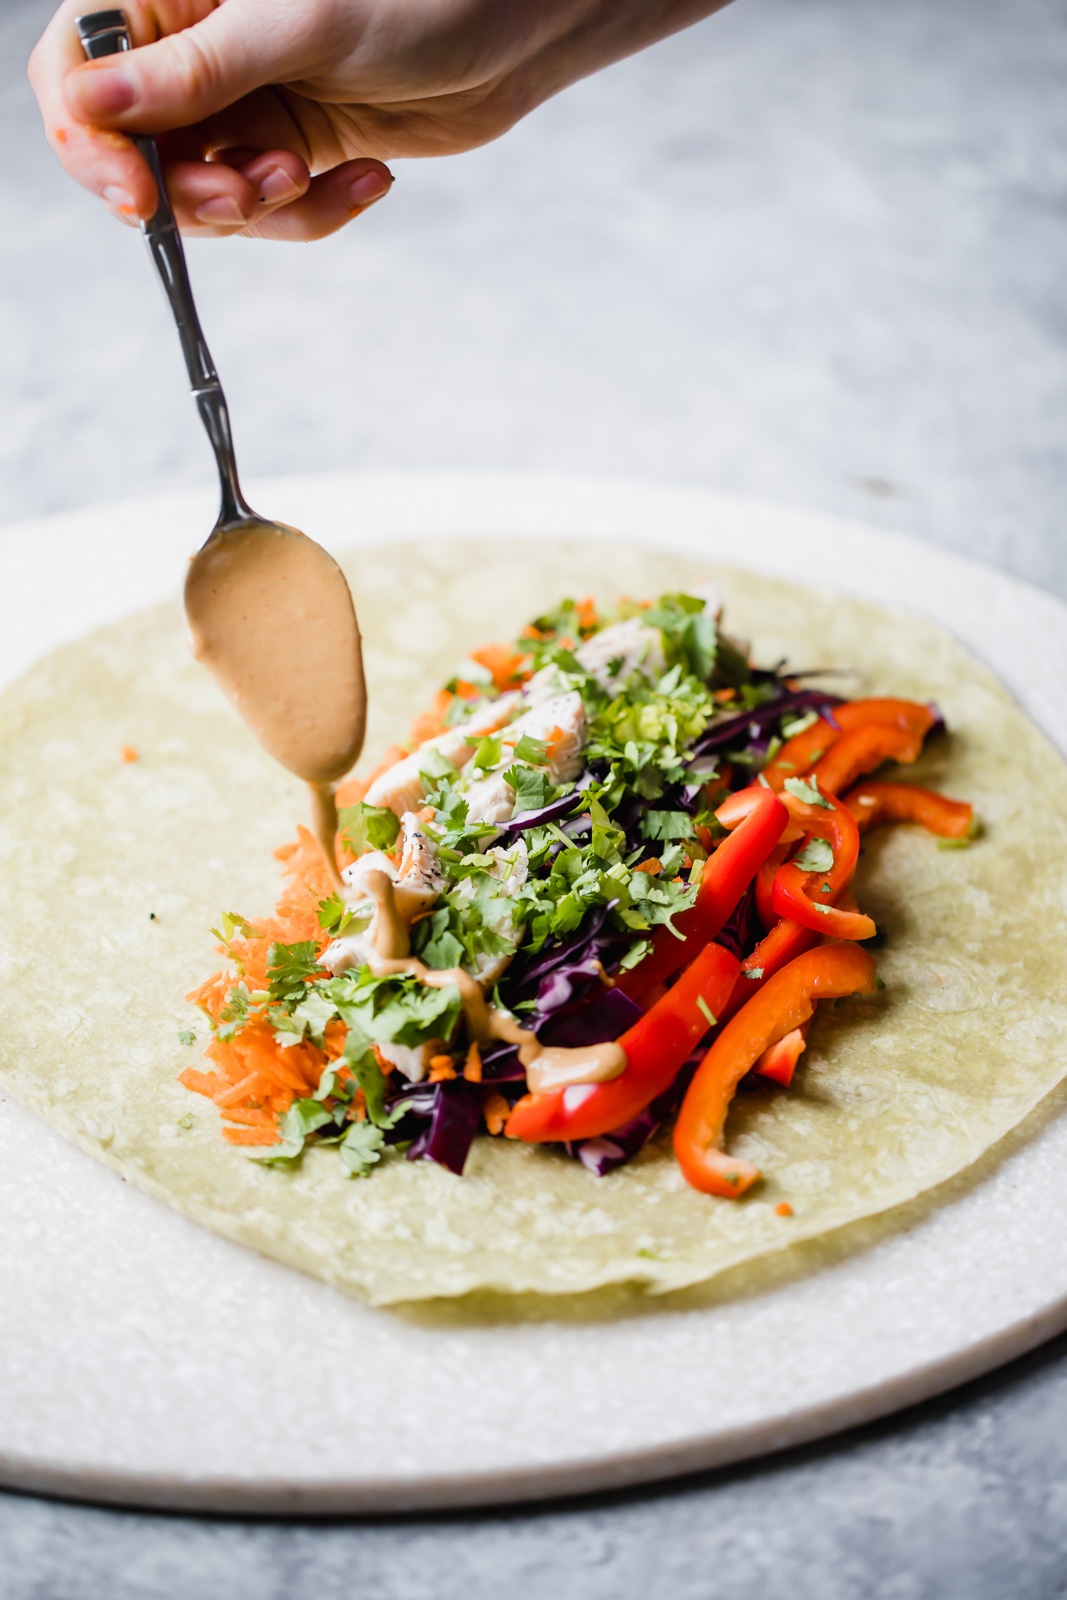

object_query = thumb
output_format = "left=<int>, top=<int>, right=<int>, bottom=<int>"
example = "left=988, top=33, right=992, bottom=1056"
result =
left=64, top=1, right=317, bottom=132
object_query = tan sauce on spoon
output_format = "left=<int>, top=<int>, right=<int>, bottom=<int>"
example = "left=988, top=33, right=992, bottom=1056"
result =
left=185, top=521, right=366, bottom=892
left=362, top=872, right=627, bottom=1093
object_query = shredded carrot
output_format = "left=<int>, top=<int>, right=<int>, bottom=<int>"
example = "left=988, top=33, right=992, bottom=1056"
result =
left=544, top=725, right=567, bottom=762
left=213, top=1071, right=268, bottom=1109
left=409, top=690, right=455, bottom=746
left=463, top=1041, right=483, bottom=1083
left=633, top=859, right=662, bottom=877
left=470, top=643, right=532, bottom=692
left=120, top=745, right=139, bottom=763
left=776, top=1202, right=794, bottom=1218
left=179, top=1068, right=224, bottom=1098
left=223, top=1126, right=279, bottom=1146
left=220, top=1107, right=275, bottom=1127
left=429, top=1055, right=457, bottom=1082
left=714, top=689, right=737, bottom=704
left=575, top=596, right=599, bottom=633
left=484, top=1092, right=511, bottom=1136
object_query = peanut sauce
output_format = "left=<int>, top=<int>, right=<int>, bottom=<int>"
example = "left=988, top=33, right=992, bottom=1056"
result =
left=363, top=872, right=627, bottom=1093
left=184, top=520, right=366, bottom=891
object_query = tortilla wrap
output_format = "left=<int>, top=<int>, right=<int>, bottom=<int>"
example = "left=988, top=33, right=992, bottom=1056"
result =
left=2, top=537, right=1065, bottom=1307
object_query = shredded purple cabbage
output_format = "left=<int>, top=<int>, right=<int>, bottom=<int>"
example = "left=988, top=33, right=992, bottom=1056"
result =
left=566, top=1054, right=703, bottom=1176
left=690, top=688, right=843, bottom=762
left=395, top=1081, right=483, bottom=1176
left=543, top=984, right=643, bottom=1048
left=495, top=787, right=584, bottom=837
left=715, top=882, right=760, bottom=961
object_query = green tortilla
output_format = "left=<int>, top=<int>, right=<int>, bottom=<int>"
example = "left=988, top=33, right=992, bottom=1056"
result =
left=2, top=537, right=1066, bottom=1307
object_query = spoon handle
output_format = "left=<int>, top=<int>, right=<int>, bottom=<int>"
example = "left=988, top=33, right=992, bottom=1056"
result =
left=76, top=10, right=252, bottom=526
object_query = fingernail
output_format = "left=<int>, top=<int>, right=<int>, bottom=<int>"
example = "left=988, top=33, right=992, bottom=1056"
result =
left=102, top=184, right=136, bottom=212
left=347, top=169, right=392, bottom=210
left=73, top=65, right=137, bottom=118
left=257, top=167, right=301, bottom=205
left=194, top=196, right=246, bottom=226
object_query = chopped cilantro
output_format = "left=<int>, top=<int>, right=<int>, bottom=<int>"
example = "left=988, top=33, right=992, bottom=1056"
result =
left=513, top=733, right=549, bottom=765
left=338, top=802, right=401, bottom=855
left=504, top=763, right=551, bottom=815
left=317, top=892, right=359, bottom=938
left=784, top=775, right=833, bottom=809
left=210, top=911, right=261, bottom=946
left=178, top=1030, right=196, bottom=1047
left=266, top=941, right=322, bottom=1003
left=793, top=837, right=834, bottom=874
left=339, top=1119, right=387, bottom=1177
left=641, top=809, right=697, bottom=843
left=418, top=747, right=459, bottom=781
left=472, top=733, right=504, bottom=771
left=619, top=937, right=653, bottom=971
left=938, top=818, right=981, bottom=849
left=250, top=1097, right=333, bottom=1164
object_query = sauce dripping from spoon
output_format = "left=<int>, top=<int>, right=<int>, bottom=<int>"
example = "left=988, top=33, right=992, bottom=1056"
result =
left=184, top=520, right=366, bottom=892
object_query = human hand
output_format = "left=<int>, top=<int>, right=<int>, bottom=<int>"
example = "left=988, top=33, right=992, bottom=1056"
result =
left=29, top=0, right=727, bottom=241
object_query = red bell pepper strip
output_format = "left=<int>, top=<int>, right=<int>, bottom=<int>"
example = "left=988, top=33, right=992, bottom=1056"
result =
left=718, top=917, right=819, bottom=1024
left=506, top=940, right=741, bottom=1144
left=834, top=698, right=937, bottom=739
left=618, top=788, right=787, bottom=1002
left=753, top=1022, right=809, bottom=1087
left=755, top=842, right=789, bottom=930
left=808, top=724, right=922, bottom=798
left=769, top=787, right=875, bottom=940
left=762, top=717, right=838, bottom=791
left=673, top=943, right=878, bottom=1196
left=842, top=781, right=974, bottom=839
left=762, top=698, right=936, bottom=791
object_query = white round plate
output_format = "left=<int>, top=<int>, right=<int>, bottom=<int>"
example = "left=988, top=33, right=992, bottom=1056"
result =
left=2, top=471, right=1066, bottom=1514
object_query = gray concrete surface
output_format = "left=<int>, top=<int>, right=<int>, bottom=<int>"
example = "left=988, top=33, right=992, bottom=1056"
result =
left=2, top=0, right=1067, bottom=1595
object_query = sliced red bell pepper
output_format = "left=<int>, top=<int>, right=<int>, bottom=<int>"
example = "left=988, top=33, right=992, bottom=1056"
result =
left=808, top=724, right=922, bottom=798
left=762, top=717, right=838, bottom=791
left=834, top=698, right=937, bottom=739
left=618, top=787, right=787, bottom=1002
left=718, top=917, right=819, bottom=1024
left=770, top=784, right=874, bottom=940
left=761, top=699, right=935, bottom=792
left=506, top=940, right=741, bottom=1144
left=673, top=942, right=878, bottom=1196
left=755, top=842, right=789, bottom=930
left=842, top=781, right=974, bottom=839
left=753, top=1022, right=808, bottom=1087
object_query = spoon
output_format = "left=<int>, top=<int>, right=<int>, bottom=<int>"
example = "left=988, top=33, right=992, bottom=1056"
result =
left=76, top=11, right=366, bottom=889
